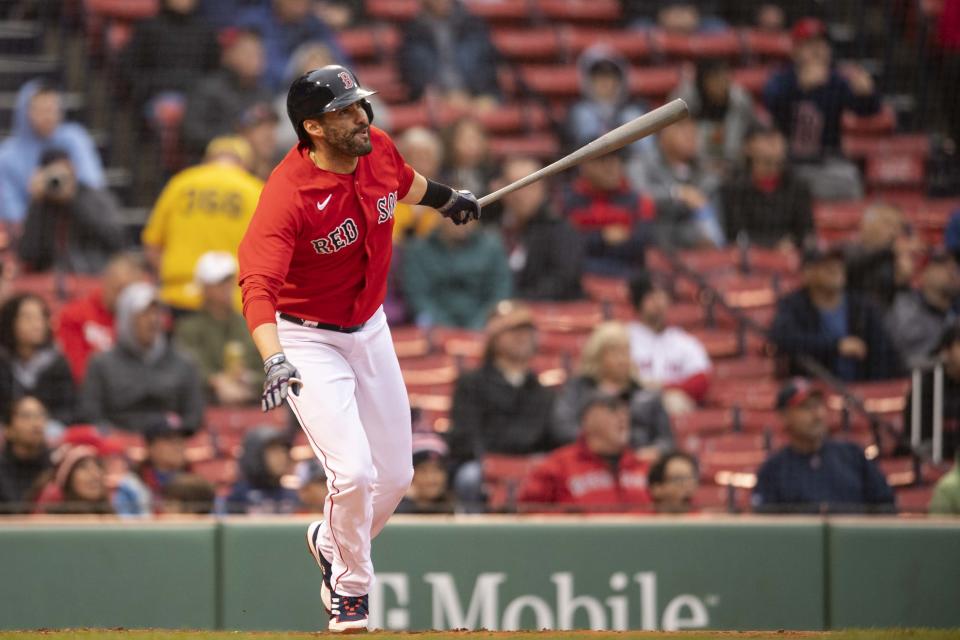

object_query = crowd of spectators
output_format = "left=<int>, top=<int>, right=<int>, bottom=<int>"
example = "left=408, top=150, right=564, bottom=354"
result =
left=0, top=0, right=958, bottom=517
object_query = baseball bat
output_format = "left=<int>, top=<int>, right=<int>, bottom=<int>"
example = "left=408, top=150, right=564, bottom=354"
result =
left=477, top=98, right=689, bottom=208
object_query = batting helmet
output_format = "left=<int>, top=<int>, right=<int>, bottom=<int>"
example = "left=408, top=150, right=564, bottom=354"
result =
left=286, top=65, right=376, bottom=146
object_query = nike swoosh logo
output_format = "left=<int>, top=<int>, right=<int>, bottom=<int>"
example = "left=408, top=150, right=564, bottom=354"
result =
left=317, top=194, right=333, bottom=211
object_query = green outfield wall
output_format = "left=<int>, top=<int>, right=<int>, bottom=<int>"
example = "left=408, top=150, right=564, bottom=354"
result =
left=0, top=517, right=957, bottom=632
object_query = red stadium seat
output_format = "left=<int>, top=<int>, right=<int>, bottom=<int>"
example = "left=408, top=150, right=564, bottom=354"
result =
left=365, top=0, right=419, bottom=21
left=651, top=29, right=742, bottom=59
left=354, top=65, right=406, bottom=103
left=400, top=354, right=460, bottom=388
left=732, top=65, right=776, bottom=97
left=629, top=66, right=683, bottom=99
left=738, top=409, right=781, bottom=433
left=536, top=0, right=621, bottom=22
left=582, top=274, right=630, bottom=303
left=527, top=300, right=604, bottom=332
left=838, top=379, right=911, bottom=415
left=843, top=104, right=896, bottom=136
left=489, top=133, right=560, bottom=160
left=565, top=27, right=653, bottom=60
left=677, top=247, right=742, bottom=274
left=814, top=200, right=864, bottom=231
left=388, top=102, right=432, bottom=131
left=465, top=0, right=531, bottom=22
left=463, top=102, right=549, bottom=134
left=746, top=247, right=800, bottom=275
left=193, top=458, right=238, bottom=488
left=741, top=28, right=792, bottom=58
left=491, top=27, right=561, bottom=61
left=712, top=356, right=776, bottom=381
left=707, top=378, right=780, bottom=410
left=338, top=25, right=401, bottom=61
left=85, top=0, right=157, bottom=19
left=895, top=485, right=934, bottom=512
left=709, top=273, right=778, bottom=309
left=866, top=154, right=926, bottom=189
left=519, top=64, right=580, bottom=96
left=204, top=406, right=287, bottom=435
left=483, top=453, right=545, bottom=511
left=429, top=327, right=485, bottom=359
left=392, top=325, right=431, bottom=359
left=537, top=331, right=589, bottom=358
left=842, top=134, right=931, bottom=160
left=672, top=408, right=733, bottom=437
left=699, top=450, right=766, bottom=480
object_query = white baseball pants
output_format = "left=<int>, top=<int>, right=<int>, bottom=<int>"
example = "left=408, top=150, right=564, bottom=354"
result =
left=280, top=307, right=413, bottom=597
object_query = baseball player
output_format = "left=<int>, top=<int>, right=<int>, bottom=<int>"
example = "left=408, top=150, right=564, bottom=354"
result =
left=237, top=65, right=480, bottom=632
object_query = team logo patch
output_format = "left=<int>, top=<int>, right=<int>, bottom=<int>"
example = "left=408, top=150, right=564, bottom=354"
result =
left=311, top=218, right=359, bottom=255
left=376, top=191, right=398, bottom=224
left=339, top=71, right=355, bottom=90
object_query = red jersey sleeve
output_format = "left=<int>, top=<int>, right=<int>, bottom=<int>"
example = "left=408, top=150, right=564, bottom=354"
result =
left=238, top=177, right=302, bottom=333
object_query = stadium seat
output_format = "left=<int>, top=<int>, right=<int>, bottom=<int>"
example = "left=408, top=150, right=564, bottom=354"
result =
left=84, top=0, right=157, bottom=19
left=709, top=273, right=778, bottom=309
left=536, top=0, right=621, bottom=22
left=839, top=379, right=911, bottom=415
left=354, top=64, right=406, bottom=103
left=338, top=25, right=401, bottom=61
left=629, top=66, right=683, bottom=99
left=693, top=483, right=738, bottom=512
left=192, top=458, right=238, bottom=489
left=842, top=104, right=896, bottom=135
left=565, top=27, right=652, bottom=60
left=741, top=29, right=792, bottom=59
left=527, top=300, right=604, bottom=332
left=483, top=453, right=544, bottom=511
left=712, top=356, right=776, bottom=381
left=489, top=132, right=560, bottom=160
left=699, top=449, right=766, bottom=480
left=400, top=354, right=460, bottom=388
left=745, top=247, right=800, bottom=275
left=865, top=153, right=926, bottom=190
left=672, top=408, right=732, bottom=437
left=537, top=330, right=589, bottom=359
left=895, top=485, right=934, bottom=513
left=650, top=29, right=742, bottom=60
left=392, top=325, right=431, bottom=359
left=732, top=65, right=776, bottom=97
left=737, top=409, right=781, bottom=433
left=677, top=247, right=742, bottom=274
left=388, top=102, right=432, bottom=132
left=365, top=0, right=418, bottom=21
left=204, top=406, right=288, bottom=435
left=491, top=27, right=561, bottom=62
left=465, top=0, right=532, bottom=22
left=581, top=274, right=630, bottom=303
left=429, top=327, right=485, bottom=359
left=842, top=134, right=930, bottom=161
left=707, top=378, right=780, bottom=410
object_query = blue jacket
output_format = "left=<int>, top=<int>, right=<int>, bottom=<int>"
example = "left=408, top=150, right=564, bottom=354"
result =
left=753, top=439, right=894, bottom=513
left=399, top=6, right=501, bottom=101
left=234, top=5, right=347, bottom=92
left=770, top=288, right=903, bottom=381
left=762, top=66, right=880, bottom=161
left=0, top=80, right=105, bottom=222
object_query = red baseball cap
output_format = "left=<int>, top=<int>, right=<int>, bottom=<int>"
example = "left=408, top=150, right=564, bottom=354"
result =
left=792, top=18, right=828, bottom=44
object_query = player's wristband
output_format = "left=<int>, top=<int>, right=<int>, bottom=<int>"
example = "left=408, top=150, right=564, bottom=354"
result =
left=263, top=353, right=286, bottom=374
left=418, top=179, right=457, bottom=210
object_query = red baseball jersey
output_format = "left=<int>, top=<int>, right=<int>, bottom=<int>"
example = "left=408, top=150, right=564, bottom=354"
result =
left=238, top=127, right=415, bottom=332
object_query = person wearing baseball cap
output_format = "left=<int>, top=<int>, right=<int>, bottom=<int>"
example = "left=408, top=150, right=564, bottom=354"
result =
left=762, top=16, right=881, bottom=200
left=174, top=251, right=263, bottom=406
left=752, top=377, right=894, bottom=514
left=770, top=241, right=902, bottom=382
left=447, top=300, right=557, bottom=506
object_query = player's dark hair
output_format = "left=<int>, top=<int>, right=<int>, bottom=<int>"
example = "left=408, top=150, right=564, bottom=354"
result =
left=0, top=293, right=53, bottom=354
left=647, top=451, right=699, bottom=487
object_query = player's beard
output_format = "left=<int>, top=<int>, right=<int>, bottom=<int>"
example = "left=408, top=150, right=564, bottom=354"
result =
left=325, top=123, right=373, bottom=157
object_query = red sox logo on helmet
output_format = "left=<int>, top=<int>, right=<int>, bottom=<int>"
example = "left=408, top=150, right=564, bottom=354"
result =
left=339, top=71, right=355, bottom=90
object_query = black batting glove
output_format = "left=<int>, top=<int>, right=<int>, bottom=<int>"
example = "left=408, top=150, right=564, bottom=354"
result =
left=261, top=353, right=302, bottom=412
left=438, top=189, right=481, bottom=225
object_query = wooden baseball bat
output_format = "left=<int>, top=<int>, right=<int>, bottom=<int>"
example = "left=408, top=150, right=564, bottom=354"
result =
left=478, top=98, right=689, bottom=208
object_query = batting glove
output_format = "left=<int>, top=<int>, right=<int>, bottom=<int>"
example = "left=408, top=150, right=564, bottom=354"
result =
left=438, top=189, right=481, bottom=225
left=261, top=353, right=302, bottom=412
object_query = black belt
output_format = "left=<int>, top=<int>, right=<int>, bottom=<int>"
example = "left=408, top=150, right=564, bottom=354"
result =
left=279, top=313, right=365, bottom=333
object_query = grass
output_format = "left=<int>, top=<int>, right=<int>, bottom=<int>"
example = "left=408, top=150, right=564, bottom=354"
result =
left=0, top=630, right=958, bottom=640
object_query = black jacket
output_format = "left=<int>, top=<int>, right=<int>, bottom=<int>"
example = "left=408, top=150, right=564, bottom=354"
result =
left=0, top=443, right=51, bottom=512
left=120, top=7, right=219, bottom=109
left=2, top=347, right=76, bottom=425
left=181, top=69, right=273, bottom=160
left=17, top=185, right=126, bottom=275
left=770, top=288, right=903, bottom=381
left=508, top=206, right=584, bottom=301
left=845, top=245, right=902, bottom=310
left=720, top=169, right=813, bottom=247
left=448, top=363, right=557, bottom=464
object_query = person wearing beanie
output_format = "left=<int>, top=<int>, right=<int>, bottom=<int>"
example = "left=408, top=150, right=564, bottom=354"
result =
left=34, top=443, right=113, bottom=515
left=396, top=432, right=456, bottom=514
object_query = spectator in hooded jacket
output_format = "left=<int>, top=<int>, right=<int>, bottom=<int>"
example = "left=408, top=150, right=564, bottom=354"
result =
left=78, top=283, right=205, bottom=434
left=0, top=396, right=51, bottom=513
left=119, top=0, right=220, bottom=116
left=227, top=427, right=298, bottom=513
left=181, top=27, right=273, bottom=162
left=399, top=0, right=500, bottom=108
left=0, top=293, right=75, bottom=425
left=447, top=301, right=558, bottom=503
left=497, top=157, right=583, bottom=301
left=669, top=59, right=756, bottom=176
left=561, top=152, right=655, bottom=278
left=234, top=0, right=348, bottom=92
left=17, top=148, right=126, bottom=275
left=0, top=80, right=104, bottom=223
left=629, top=117, right=724, bottom=248
left=554, top=322, right=673, bottom=460
left=565, top=46, right=648, bottom=156
left=762, top=18, right=880, bottom=200
left=519, top=393, right=652, bottom=513
left=720, top=123, right=814, bottom=250
left=770, top=244, right=902, bottom=381
left=56, top=253, right=148, bottom=383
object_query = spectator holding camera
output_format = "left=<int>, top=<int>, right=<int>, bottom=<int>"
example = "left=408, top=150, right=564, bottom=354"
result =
left=0, top=80, right=104, bottom=223
left=17, top=149, right=126, bottom=275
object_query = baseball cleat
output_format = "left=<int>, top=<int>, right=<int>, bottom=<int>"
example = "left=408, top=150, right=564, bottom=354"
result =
left=305, top=520, right=333, bottom=613
left=329, top=592, right=369, bottom=633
